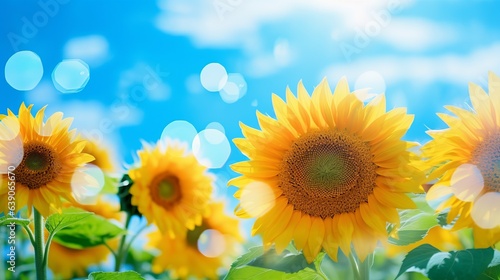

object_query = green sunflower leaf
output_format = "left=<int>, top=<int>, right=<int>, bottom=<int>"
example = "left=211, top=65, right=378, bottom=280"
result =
left=0, top=216, right=30, bottom=227
left=389, top=211, right=439, bottom=246
left=226, top=246, right=326, bottom=280
left=226, top=266, right=325, bottom=280
left=388, top=229, right=430, bottom=246
left=397, top=244, right=496, bottom=280
left=117, top=174, right=142, bottom=217
left=426, top=248, right=494, bottom=280
left=87, top=270, right=145, bottom=280
left=247, top=249, right=315, bottom=273
left=230, top=246, right=265, bottom=268
left=396, top=244, right=440, bottom=278
left=51, top=211, right=125, bottom=249
left=478, top=264, right=500, bottom=280
left=45, top=208, right=93, bottom=234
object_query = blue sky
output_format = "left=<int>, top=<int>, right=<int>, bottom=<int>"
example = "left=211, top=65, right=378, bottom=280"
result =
left=1, top=0, right=500, bottom=213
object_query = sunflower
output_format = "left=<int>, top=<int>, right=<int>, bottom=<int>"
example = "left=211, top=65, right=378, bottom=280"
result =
left=129, top=139, right=213, bottom=238
left=148, top=202, right=243, bottom=279
left=230, top=78, right=423, bottom=263
left=425, top=72, right=500, bottom=248
left=82, top=138, right=117, bottom=173
left=0, top=103, right=94, bottom=217
left=48, top=197, right=121, bottom=279
left=385, top=226, right=463, bottom=257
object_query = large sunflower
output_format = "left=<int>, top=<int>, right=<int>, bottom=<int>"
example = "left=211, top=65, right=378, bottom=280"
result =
left=425, top=72, right=500, bottom=248
left=148, top=202, right=243, bottom=279
left=0, top=103, right=94, bottom=217
left=230, top=78, right=423, bottom=262
left=129, top=140, right=213, bottom=238
left=48, top=197, right=121, bottom=279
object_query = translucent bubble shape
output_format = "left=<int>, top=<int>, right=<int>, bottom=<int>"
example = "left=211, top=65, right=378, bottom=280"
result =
left=0, top=136, right=24, bottom=171
left=52, top=59, right=90, bottom=93
left=471, top=192, right=500, bottom=229
left=5, top=51, right=43, bottom=91
left=197, top=229, right=226, bottom=258
left=219, top=73, right=247, bottom=104
left=71, top=164, right=105, bottom=204
left=450, top=164, right=484, bottom=202
left=239, top=181, right=276, bottom=218
left=0, top=116, right=21, bottom=141
left=205, top=122, right=225, bottom=134
left=200, top=63, right=227, bottom=92
left=192, top=129, right=230, bottom=169
left=161, top=120, right=198, bottom=148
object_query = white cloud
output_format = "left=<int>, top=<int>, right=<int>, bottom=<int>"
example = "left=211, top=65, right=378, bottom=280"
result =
left=155, top=0, right=412, bottom=48
left=323, top=42, right=500, bottom=86
left=380, top=18, right=458, bottom=51
left=118, top=63, right=171, bottom=101
left=246, top=38, right=295, bottom=77
left=64, top=35, right=110, bottom=67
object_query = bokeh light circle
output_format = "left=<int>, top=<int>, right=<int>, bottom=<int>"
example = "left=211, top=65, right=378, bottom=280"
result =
left=161, top=120, right=198, bottom=147
left=197, top=229, right=226, bottom=258
left=0, top=137, right=24, bottom=171
left=219, top=82, right=240, bottom=103
left=192, top=129, right=230, bottom=168
left=219, top=73, right=247, bottom=103
left=5, top=51, right=43, bottom=91
left=0, top=116, right=21, bottom=141
left=200, top=63, right=227, bottom=92
left=471, top=192, right=500, bottom=229
left=239, top=181, right=276, bottom=218
left=450, top=164, right=484, bottom=202
left=71, top=164, right=105, bottom=204
left=206, top=122, right=225, bottom=134
left=52, top=59, right=90, bottom=93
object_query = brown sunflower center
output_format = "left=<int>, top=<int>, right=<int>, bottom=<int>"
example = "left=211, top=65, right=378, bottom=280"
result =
left=150, top=173, right=182, bottom=209
left=279, top=130, right=377, bottom=218
left=472, top=131, right=500, bottom=192
left=186, top=222, right=208, bottom=250
left=15, top=141, right=62, bottom=189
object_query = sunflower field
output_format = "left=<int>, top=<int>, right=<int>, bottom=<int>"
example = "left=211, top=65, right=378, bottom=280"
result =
left=1, top=1, right=500, bottom=280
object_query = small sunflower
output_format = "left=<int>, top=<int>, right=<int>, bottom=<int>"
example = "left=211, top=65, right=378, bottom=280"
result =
left=230, top=78, right=423, bottom=262
left=48, top=197, right=121, bottom=279
left=129, top=140, right=213, bottom=238
left=425, top=72, right=500, bottom=248
left=148, top=202, right=243, bottom=279
left=0, top=103, right=94, bottom=217
left=82, top=138, right=117, bottom=173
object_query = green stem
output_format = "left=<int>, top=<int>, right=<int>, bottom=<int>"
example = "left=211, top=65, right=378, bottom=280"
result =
left=33, top=209, right=46, bottom=280
left=348, top=253, right=361, bottom=280
left=21, top=224, right=36, bottom=247
left=103, top=241, right=118, bottom=259
left=114, top=212, right=132, bottom=271
left=359, top=253, right=373, bottom=280
left=42, top=232, right=56, bottom=272
left=122, top=224, right=148, bottom=257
